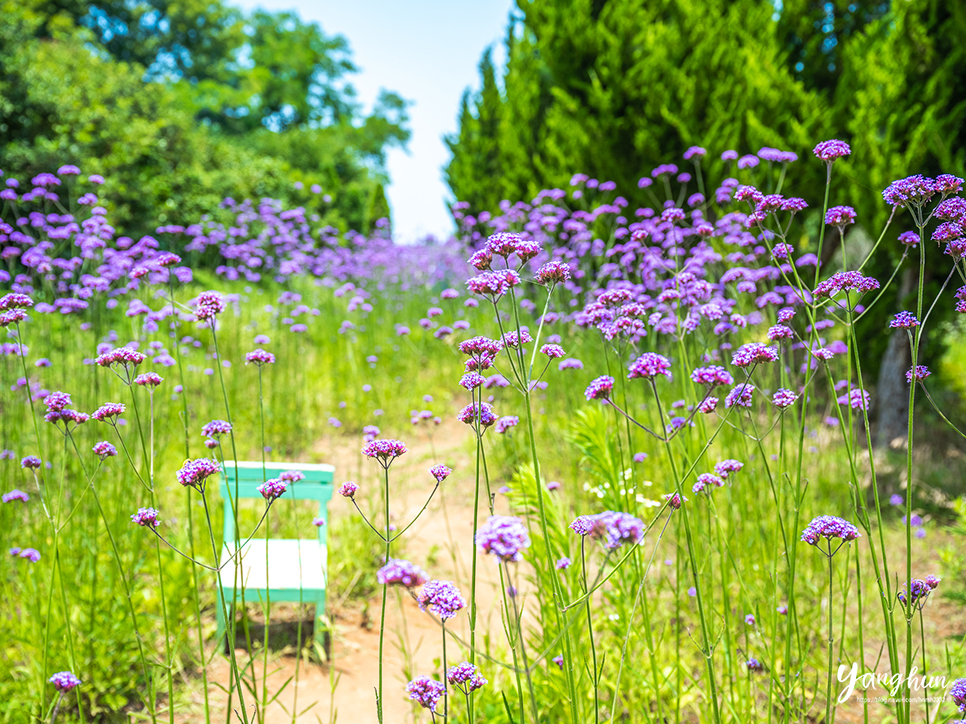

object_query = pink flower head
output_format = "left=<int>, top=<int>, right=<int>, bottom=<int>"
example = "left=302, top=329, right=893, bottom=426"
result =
left=772, top=388, right=798, bottom=408
left=257, top=478, right=288, bottom=501
left=338, top=481, right=358, bottom=497
left=362, top=439, right=407, bottom=465
left=92, top=402, right=125, bottom=422
left=801, top=515, right=861, bottom=546
left=194, top=291, right=226, bottom=322
left=0, top=293, right=34, bottom=311
left=731, top=343, right=779, bottom=368
left=725, top=384, right=754, bottom=408
left=690, top=365, right=734, bottom=387
left=92, top=441, right=117, bottom=459
left=535, top=261, right=571, bottom=285
left=540, top=344, right=565, bottom=359
left=457, top=402, right=497, bottom=428
left=95, top=347, right=146, bottom=369
left=814, top=271, right=880, bottom=298
left=584, top=375, right=615, bottom=401
left=825, top=206, right=857, bottom=226
left=813, top=139, right=851, bottom=162
left=628, top=352, right=672, bottom=381
left=134, top=372, right=163, bottom=387
left=906, top=365, right=930, bottom=384
left=176, top=458, right=220, bottom=489
left=245, top=349, right=276, bottom=365
left=430, top=464, right=452, bottom=483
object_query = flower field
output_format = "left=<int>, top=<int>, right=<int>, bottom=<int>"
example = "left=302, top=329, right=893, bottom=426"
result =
left=2, top=144, right=966, bottom=724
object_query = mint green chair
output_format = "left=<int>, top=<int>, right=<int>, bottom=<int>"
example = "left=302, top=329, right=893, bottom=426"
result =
left=215, top=461, right=335, bottom=652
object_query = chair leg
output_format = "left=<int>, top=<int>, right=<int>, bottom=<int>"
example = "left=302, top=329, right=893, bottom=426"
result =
left=216, top=585, right=226, bottom=651
left=314, top=594, right=328, bottom=658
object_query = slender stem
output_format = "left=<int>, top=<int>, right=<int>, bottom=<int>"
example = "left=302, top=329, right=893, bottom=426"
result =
left=376, top=465, right=391, bottom=724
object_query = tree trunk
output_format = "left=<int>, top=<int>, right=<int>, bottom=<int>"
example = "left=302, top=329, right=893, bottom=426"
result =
left=874, top=268, right=915, bottom=450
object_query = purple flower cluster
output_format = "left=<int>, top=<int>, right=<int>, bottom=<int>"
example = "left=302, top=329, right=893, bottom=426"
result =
left=813, top=139, right=851, bottom=162
left=245, top=349, right=275, bottom=365
left=814, top=271, right=880, bottom=298
left=731, top=342, right=778, bottom=368
left=257, top=478, right=288, bottom=501
left=49, top=672, right=82, bottom=692
left=628, top=352, right=672, bottom=380
left=801, top=515, right=861, bottom=547
left=447, top=662, right=487, bottom=693
left=570, top=511, right=644, bottom=549
left=362, top=439, right=407, bottom=465
left=457, top=402, right=497, bottom=428
left=2, top=489, right=29, bottom=503
left=417, top=580, right=466, bottom=620
left=176, top=458, right=220, bottom=489
left=475, top=515, right=531, bottom=562
left=377, top=558, right=429, bottom=587
left=429, top=464, right=451, bottom=483
left=405, top=676, right=446, bottom=712
left=584, top=375, right=615, bottom=401
left=131, top=507, right=161, bottom=529
left=93, top=441, right=118, bottom=459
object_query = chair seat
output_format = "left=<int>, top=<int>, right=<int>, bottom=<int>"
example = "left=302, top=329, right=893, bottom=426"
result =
left=219, top=539, right=327, bottom=592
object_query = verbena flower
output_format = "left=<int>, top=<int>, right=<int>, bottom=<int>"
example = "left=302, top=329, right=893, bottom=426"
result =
left=882, top=175, right=937, bottom=207
left=131, top=507, right=160, bottom=529
left=194, top=291, right=226, bottom=321
left=19, top=548, right=41, bottom=562
left=950, top=678, right=966, bottom=712
left=476, top=515, right=531, bottom=562
left=898, top=231, right=920, bottom=246
left=814, top=271, right=880, bottom=298
left=725, top=384, right=754, bottom=408
left=692, top=473, right=724, bottom=494
left=825, top=206, right=857, bottom=226
left=49, top=672, right=81, bottom=692
left=406, top=676, right=446, bottom=712
left=495, top=416, right=519, bottom=434
left=176, top=458, right=219, bottom=489
left=93, top=441, right=117, bottom=459
left=91, top=402, right=127, bottom=423
left=890, top=311, right=919, bottom=329
left=813, top=139, right=851, bottom=162
left=541, top=343, right=565, bottom=358
left=0, top=293, right=34, bottom=311
left=257, top=478, right=287, bottom=501
left=378, top=558, right=429, bottom=587
left=338, top=481, right=358, bottom=498
left=362, top=439, right=407, bottom=465
left=418, top=580, right=466, bottom=620
left=838, top=388, right=870, bottom=411
left=663, top=492, right=686, bottom=510
left=731, top=342, right=778, bottom=368
left=690, top=365, right=734, bottom=387
left=772, top=389, right=798, bottom=409
left=447, top=662, right=487, bottom=693
left=312, top=516, right=325, bottom=527
left=95, top=347, right=146, bottom=368
left=555, top=557, right=572, bottom=570
left=21, top=456, right=41, bottom=469
left=535, top=261, right=571, bottom=285
left=134, top=372, right=163, bottom=387
left=906, top=365, right=930, bottom=383
left=746, top=658, right=763, bottom=671
left=628, top=352, right=672, bottom=380
left=801, top=515, right=861, bottom=547
left=457, top=402, right=496, bottom=428
left=245, top=349, right=275, bottom=365
left=201, top=420, right=232, bottom=438
left=585, top=375, right=615, bottom=401
left=897, top=578, right=933, bottom=609
left=2, top=489, right=29, bottom=503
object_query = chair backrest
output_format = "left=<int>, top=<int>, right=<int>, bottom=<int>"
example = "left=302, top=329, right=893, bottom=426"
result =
left=219, top=461, right=335, bottom=545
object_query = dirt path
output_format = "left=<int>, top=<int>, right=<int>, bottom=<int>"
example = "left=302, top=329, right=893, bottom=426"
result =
left=187, top=420, right=502, bottom=724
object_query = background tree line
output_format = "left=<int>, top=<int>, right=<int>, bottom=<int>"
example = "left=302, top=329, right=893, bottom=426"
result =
left=0, top=0, right=411, bottom=236
left=446, top=0, right=966, bottom=444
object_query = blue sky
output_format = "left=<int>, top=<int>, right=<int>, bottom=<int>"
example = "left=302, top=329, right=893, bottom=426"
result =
left=232, top=0, right=515, bottom=242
